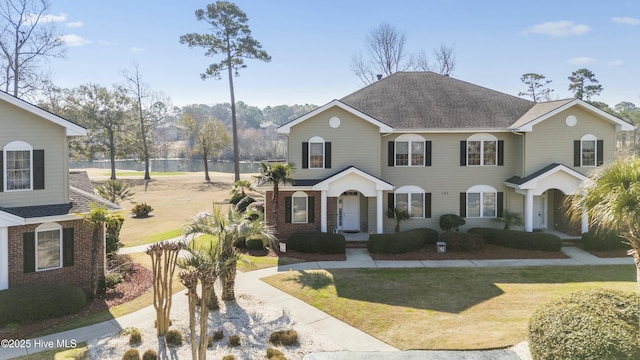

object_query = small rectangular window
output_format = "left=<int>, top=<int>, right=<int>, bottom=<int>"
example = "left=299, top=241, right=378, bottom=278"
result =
left=582, top=140, right=596, bottom=167
left=410, top=193, right=424, bottom=218
left=483, top=192, right=496, bottom=217
left=467, top=141, right=481, bottom=166
left=309, top=143, right=324, bottom=168
left=467, top=193, right=481, bottom=217
left=37, top=230, right=61, bottom=271
left=395, top=193, right=409, bottom=213
left=6, top=150, right=31, bottom=190
left=395, top=142, right=409, bottom=166
left=292, top=196, right=308, bottom=223
left=483, top=141, right=497, bottom=165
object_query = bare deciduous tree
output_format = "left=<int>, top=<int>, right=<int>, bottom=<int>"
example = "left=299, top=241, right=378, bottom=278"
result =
left=146, top=241, right=182, bottom=337
left=0, top=0, right=66, bottom=98
left=409, top=43, right=457, bottom=76
left=351, top=22, right=407, bottom=85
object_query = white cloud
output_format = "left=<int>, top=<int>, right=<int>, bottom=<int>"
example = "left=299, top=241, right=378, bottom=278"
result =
left=131, top=47, right=145, bottom=53
left=66, top=21, right=83, bottom=28
left=609, top=59, right=624, bottom=67
left=60, top=34, right=90, bottom=47
left=611, top=17, right=640, bottom=25
left=567, top=57, right=597, bottom=65
left=522, top=20, right=591, bottom=37
left=25, top=12, right=66, bottom=24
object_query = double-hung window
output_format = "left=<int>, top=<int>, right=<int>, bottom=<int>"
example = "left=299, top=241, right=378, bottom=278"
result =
left=303, top=136, right=331, bottom=169
left=394, top=186, right=426, bottom=218
left=4, top=141, right=33, bottom=191
left=393, top=134, right=427, bottom=166
left=465, top=185, right=498, bottom=218
left=580, top=134, right=597, bottom=167
left=36, top=223, right=62, bottom=271
left=462, top=134, right=502, bottom=166
left=309, top=142, right=324, bottom=168
left=291, top=191, right=308, bottom=223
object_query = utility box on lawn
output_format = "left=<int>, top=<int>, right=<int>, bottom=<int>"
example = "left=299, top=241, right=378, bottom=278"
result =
left=437, top=241, right=446, bottom=253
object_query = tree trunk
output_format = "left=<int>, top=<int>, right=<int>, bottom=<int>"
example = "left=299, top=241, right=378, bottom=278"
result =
left=227, top=56, right=240, bottom=182
left=198, top=281, right=211, bottom=360
left=221, top=261, right=237, bottom=301
left=109, top=130, right=117, bottom=180
left=203, top=151, right=210, bottom=181
left=187, top=283, right=197, bottom=360
left=90, top=225, right=103, bottom=300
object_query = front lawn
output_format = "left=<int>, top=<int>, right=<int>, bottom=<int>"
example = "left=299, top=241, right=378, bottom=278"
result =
left=263, top=265, right=637, bottom=350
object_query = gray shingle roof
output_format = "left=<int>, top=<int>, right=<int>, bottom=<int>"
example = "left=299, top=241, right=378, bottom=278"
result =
left=340, top=72, right=536, bottom=129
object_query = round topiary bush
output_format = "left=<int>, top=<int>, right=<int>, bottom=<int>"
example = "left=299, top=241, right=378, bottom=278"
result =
left=142, top=349, right=158, bottom=360
left=528, top=288, right=640, bottom=359
left=164, top=329, right=183, bottom=347
left=121, top=349, right=140, bottom=360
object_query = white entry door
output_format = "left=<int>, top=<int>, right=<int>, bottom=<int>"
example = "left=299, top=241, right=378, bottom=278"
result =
left=532, top=195, right=547, bottom=229
left=341, top=195, right=360, bottom=232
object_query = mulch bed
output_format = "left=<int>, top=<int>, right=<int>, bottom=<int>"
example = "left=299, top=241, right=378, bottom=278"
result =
left=238, top=247, right=347, bottom=262
left=370, top=243, right=569, bottom=261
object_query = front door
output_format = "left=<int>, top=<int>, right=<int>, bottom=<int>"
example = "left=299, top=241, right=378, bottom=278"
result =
left=533, top=194, right=547, bottom=229
left=340, top=193, right=360, bottom=232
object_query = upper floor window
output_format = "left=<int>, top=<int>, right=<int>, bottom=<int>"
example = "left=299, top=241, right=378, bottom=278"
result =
left=574, top=135, right=603, bottom=167
left=466, top=134, right=497, bottom=166
left=3, top=141, right=32, bottom=191
left=36, top=223, right=62, bottom=271
left=389, top=134, right=431, bottom=167
left=302, top=137, right=331, bottom=169
left=463, top=185, right=501, bottom=218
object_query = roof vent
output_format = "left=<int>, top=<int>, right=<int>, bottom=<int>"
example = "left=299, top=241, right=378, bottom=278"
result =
left=376, top=74, right=382, bottom=80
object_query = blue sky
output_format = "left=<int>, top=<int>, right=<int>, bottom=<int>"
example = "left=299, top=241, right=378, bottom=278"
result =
left=45, top=0, right=640, bottom=109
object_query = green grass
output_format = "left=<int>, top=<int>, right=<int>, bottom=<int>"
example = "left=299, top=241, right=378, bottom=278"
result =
left=11, top=342, right=88, bottom=359
left=123, top=228, right=183, bottom=247
left=263, top=265, right=637, bottom=350
left=106, top=171, right=187, bottom=177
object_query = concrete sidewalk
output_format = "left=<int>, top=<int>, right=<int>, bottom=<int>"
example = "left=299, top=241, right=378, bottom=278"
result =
left=0, top=246, right=633, bottom=360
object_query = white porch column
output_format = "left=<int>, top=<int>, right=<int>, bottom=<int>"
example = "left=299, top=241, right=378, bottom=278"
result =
left=320, top=190, right=328, bottom=232
left=376, top=190, right=384, bottom=233
left=581, top=209, right=589, bottom=234
left=524, top=190, right=534, bottom=232
left=0, top=227, right=8, bottom=290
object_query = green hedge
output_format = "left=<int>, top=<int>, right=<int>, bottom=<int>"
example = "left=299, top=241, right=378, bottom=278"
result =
left=246, top=238, right=265, bottom=250
left=286, top=232, right=346, bottom=254
left=582, top=230, right=630, bottom=251
left=529, top=289, right=640, bottom=359
left=367, top=228, right=439, bottom=254
left=0, top=285, right=86, bottom=325
left=467, top=227, right=561, bottom=251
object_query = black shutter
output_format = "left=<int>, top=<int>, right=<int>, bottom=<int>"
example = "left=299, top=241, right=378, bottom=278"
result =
left=460, top=141, right=467, bottom=166
left=63, top=228, right=74, bottom=267
left=388, top=141, right=395, bottom=167
left=0, top=151, right=3, bottom=192
left=574, top=140, right=581, bottom=167
left=302, top=143, right=309, bottom=169
left=33, top=150, right=45, bottom=190
left=497, top=192, right=504, bottom=218
left=387, top=193, right=394, bottom=212
left=285, top=196, right=292, bottom=223
left=23, top=232, right=35, bottom=273
left=324, top=142, right=331, bottom=169
left=459, top=193, right=467, bottom=217
left=597, top=140, right=604, bottom=166
left=497, top=140, right=504, bottom=166
left=308, top=196, right=315, bottom=223
left=425, top=193, right=432, bottom=218
left=425, top=141, right=432, bottom=166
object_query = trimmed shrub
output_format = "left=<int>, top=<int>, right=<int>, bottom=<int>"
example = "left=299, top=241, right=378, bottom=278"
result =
left=212, top=329, right=224, bottom=341
left=164, top=329, right=182, bottom=346
left=236, top=196, right=256, bottom=213
left=0, top=285, right=86, bottom=325
left=228, top=334, right=241, bottom=347
left=286, top=232, right=346, bottom=254
left=267, top=347, right=287, bottom=359
left=367, top=228, right=439, bottom=254
left=233, top=236, right=246, bottom=248
left=269, top=330, right=299, bottom=346
left=246, top=238, right=265, bottom=250
left=467, top=228, right=561, bottom=251
left=142, top=350, right=157, bottom=360
left=121, top=349, right=140, bottom=360
left=128, top=327, right=142, bottom=346
left=582, top=230, right=630, bottom=251
left=106, top=214, right=125, bottom=254
left=529, top=289, right=640, bottom=359
left=131, top=203, right=153, bottom=218
left=440, top=232, right=483, bottom=251
left=222, top=355, right=236, bottom=360
left=105, top=272, right=124, bottom=289
left=229, top=192, right=244, bottom=205
left=439, top=214, right=466, bottom=232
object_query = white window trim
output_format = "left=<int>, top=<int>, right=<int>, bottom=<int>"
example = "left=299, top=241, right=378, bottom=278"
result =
left=580, top=134, right=597, bottom=167
left=395, top=134, right=426, bottom=167
left=3, top=141, right=33, bottom=192
left=466, top=133, right=497, bottom=167
left=466, top=185, right=497, bottom=218
left=395, top=185, right=425, bottom=218
left=35, top=222, right=62, bottom=272
left=291, top=191, right=308, bottom=223
left=308, top=136, right=325, bottom=169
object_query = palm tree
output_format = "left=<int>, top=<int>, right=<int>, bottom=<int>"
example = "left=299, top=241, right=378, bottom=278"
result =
left=567, top=157, right=640, bottom=291
left=254, top=162, right=294, bottom=229
left=182, top=206, right=276, bottom=301
left=230, top=179, right=255, bottom=198
left=95, top=179, right=135, bottom=204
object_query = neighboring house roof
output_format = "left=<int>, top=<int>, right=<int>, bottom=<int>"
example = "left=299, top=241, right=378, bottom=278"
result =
left=510, top=98, right=635, bottom=132
left=339, top=72, right=535, bottom=130
left=278, top=100, right=394, bottom=134
left=0, top=91, right=87, bottom=136
left=69, top=171, right=96, bottom=193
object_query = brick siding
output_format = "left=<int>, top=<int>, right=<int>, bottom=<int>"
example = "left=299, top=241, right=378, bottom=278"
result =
left=7, top=219, right=104, bottom=295
left=266, top=190, right=328, bottom=242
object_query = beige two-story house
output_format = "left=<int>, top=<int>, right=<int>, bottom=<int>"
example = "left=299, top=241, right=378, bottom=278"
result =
left=0, top=92, right=119, bottom=295
left=268, top=72, right=634, bottom=241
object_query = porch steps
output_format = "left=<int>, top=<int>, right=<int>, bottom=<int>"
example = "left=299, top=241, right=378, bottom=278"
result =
left=345, top=240, right=369, bottom=249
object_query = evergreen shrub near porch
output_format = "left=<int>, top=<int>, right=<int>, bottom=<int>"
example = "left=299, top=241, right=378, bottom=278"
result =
left=368, top=228, right=439, bottom=254
left=0, top=285, right=86, bottom=325
left=286, top=232, right=346, bottom=254
left=582, top=229, right=631, bottom=251
left=468, top=228, right=561, bottom=251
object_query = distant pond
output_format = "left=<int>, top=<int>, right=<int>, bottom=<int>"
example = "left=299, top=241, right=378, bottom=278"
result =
left=70, top=159, right=262, bottom=173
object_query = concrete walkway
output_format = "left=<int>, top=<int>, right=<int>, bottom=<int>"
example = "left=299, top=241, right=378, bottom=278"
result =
left=0, top=246, right=633, bottom=360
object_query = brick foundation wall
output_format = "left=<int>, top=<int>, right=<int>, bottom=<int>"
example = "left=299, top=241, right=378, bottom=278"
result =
left=8, top=219, right=103, bottom=295
left=266, top=190, right=323, bottom=241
